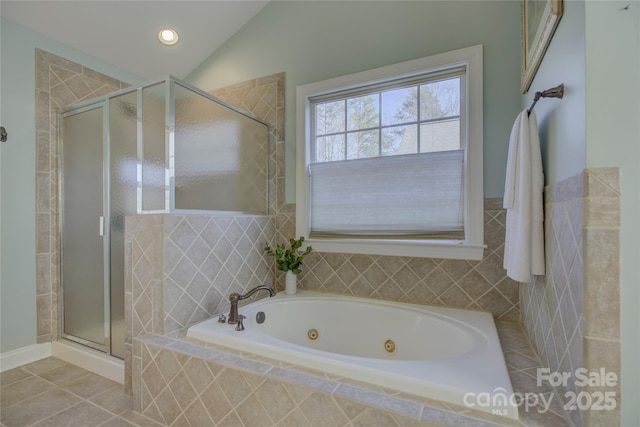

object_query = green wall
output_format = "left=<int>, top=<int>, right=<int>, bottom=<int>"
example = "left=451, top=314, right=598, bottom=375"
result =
left=525, top=1, right=640, bottom=424
left=520, top=0, right=586, bottom=185
left=189, top=2, right=639, bottom=423
left=584, top=2, right=640, bottom=425
left=0, top=18, right=145, bottom=353
left=186, top=0, right=522, bottom=200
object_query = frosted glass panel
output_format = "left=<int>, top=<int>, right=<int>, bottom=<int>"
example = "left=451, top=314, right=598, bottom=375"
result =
left=61, top=107, right=106, bottom=348
left=142, top=83, right=166, bottom=211
left=59, top=77, right=272, bottom=360
left=173, top=83, right=269, bottom=213
left=108, top=91, right=137, bottom=359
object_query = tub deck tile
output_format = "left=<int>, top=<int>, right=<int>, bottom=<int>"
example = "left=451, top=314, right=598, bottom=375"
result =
left=334, top=383, right=422, bottom=420
left=132, top=318, right=574, bottom=427
left=269, top=366, right=339, bottom=394
left=167, top=339, right=221, bottom=359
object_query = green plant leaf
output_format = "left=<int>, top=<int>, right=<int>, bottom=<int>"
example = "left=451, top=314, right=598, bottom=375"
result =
left=264, top=236, right=313, bottom=273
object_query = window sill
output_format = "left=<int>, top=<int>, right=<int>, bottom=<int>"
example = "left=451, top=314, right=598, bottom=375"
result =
left=303, top=238, right=485, bottom=261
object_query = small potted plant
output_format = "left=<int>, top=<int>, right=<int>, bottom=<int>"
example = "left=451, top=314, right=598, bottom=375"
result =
left=264, top=236, right=313, bottom=295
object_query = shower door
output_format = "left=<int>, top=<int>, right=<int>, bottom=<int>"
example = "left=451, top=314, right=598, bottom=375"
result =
left=60, top=93, right=136, bottom=359
left=60, top=104, right=110, bottom=352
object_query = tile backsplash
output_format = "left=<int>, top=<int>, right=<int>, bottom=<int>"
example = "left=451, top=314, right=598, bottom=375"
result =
left=275, top=200, right=519, bottom=321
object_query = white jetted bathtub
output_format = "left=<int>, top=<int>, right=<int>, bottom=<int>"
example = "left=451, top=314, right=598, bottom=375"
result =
left=187, top=291, right=517, bottom=419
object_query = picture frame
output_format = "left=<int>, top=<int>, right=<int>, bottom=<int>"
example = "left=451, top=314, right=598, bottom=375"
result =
left=521, top=0, right=563, bottom=93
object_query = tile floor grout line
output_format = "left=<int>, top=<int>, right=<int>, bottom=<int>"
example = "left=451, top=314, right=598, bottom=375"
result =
left=25, top=400, right=86, bottom=427
left=0, top=374, right=59, bottom=410
left=0, top=357, right=156, bottom=427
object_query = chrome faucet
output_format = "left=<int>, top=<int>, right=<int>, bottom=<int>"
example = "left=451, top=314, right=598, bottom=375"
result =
left=228, top=284, right=275, bottom=324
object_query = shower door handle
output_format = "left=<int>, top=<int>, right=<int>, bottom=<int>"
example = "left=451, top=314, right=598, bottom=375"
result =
left=99, top=216, right=104, bottom=237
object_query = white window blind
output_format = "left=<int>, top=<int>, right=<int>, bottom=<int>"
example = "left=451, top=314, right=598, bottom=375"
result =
left=296, top=45, right=484, bottom=259
left=309, top=150, right=464, bottom=239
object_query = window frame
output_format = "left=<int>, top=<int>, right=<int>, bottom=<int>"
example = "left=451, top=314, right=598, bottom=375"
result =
left=296, top=45, right=484, bottom=260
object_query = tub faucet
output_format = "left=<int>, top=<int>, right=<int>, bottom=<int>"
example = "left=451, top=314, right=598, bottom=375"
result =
left=228, top=284, right=275, bottom=324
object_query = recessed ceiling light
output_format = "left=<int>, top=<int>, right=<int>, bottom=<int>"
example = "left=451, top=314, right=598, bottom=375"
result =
left=158, top=28, right=179, bottom=46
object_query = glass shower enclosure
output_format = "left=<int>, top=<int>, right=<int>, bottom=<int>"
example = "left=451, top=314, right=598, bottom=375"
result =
left=59, top=77, right=270, bottom=358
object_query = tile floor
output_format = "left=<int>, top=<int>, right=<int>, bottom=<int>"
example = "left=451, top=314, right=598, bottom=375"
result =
left=0, top=358, right=161, bottom=427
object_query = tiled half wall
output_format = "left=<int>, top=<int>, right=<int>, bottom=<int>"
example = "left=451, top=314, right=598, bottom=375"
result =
left=124, top=214, right=275, bottom=393
left=520, top=168, right=621, bottom=427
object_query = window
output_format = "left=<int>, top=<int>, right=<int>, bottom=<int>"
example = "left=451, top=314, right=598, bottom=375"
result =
left=296, top=45, right=484, bottom=260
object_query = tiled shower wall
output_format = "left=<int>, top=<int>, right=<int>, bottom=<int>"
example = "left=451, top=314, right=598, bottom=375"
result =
left=209, top=73, right=285, bottom=215
left=34, top=49, right=130, bottom=343
left=521, top=168, right=621, bottom=427
left=123, top=73, right=286, bottom=393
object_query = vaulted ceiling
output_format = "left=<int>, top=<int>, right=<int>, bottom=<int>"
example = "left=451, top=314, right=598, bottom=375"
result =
left=1, top=1, right=269, bottom=80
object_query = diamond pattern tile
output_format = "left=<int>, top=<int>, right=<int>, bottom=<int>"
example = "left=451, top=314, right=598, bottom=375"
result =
left=128, top=214, right=276, bottom=335
left=269, top=202, right=519, bottom=321
left=520, top=169, right=622, bottom=427
left=202, top=384, right=234, bottom=423
left=135, top=332, right=574, bottom=427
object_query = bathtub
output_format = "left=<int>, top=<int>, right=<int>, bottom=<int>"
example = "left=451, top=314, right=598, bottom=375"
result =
left=187, top=291, right=518, bottom=419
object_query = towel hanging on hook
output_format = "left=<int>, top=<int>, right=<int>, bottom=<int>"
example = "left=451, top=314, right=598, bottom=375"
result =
left=503, top=109, right=545, bottom=282
left=527, top=84, right=565, bottom=116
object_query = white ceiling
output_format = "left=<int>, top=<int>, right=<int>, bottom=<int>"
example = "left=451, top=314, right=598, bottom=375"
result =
left=1, top=0, right=269, bottom=80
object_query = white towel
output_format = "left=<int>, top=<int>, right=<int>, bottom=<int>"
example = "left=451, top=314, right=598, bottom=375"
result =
left=503, top=110, right=545, bottom=283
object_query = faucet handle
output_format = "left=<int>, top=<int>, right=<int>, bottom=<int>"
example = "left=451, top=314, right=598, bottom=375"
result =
left=218, top=314, right=226, bottom=323
left=235, top=315, right=246, bottom=331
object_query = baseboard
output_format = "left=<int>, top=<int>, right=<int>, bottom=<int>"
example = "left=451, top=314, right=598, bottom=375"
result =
left=52, top=340, right=124, bottom=384
left=0, top=340, right=124, bottom=384
left=0, top=343, right=52, bottom=372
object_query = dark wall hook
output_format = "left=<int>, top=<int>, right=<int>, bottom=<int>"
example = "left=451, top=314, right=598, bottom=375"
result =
left=0, top=127, right=7, bottom=142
